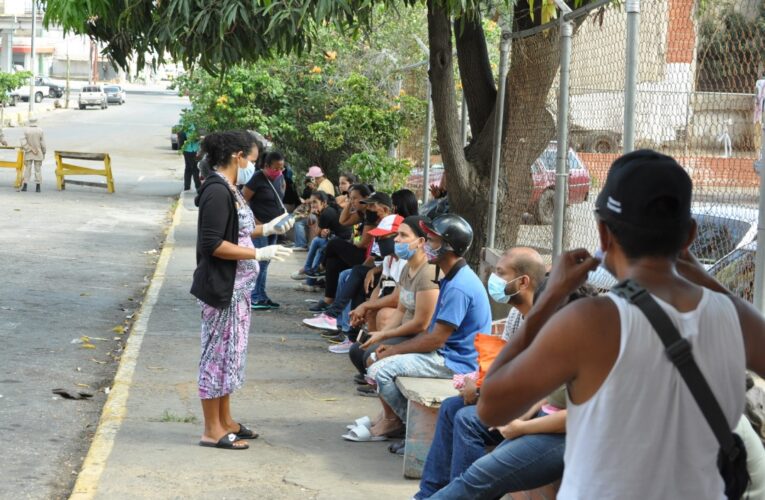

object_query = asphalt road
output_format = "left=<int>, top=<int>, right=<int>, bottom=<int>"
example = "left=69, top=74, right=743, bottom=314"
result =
left=0, top=93, right=187, bottom=499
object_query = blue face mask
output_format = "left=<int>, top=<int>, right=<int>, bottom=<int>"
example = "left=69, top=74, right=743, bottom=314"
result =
left=488, top=273, right=523, bottom=304
left=394, top=241, right=417, bottom=260
left=237, top=161, right=255, bottom=185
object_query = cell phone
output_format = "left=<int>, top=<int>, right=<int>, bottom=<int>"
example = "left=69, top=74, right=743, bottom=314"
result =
left=357, top=328, right=370, bottom=344
left=273, top=213, right=295, bottom=232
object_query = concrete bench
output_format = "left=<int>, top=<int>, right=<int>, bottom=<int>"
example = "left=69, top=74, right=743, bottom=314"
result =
left=395, top=376, right=458, bottom=479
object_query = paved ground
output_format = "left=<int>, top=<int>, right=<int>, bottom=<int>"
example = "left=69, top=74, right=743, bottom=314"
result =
left=0, top=93, right=187, bottom=499
left=71, top=193, right=416, bottom=500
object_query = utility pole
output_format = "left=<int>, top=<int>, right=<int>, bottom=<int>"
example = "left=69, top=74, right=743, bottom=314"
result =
left=27, top=0, right=37, bottom=118
left=65, top=44, right=70, bottom=109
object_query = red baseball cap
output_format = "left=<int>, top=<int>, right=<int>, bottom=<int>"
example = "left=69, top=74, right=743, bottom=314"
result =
left=368, top=214, right=404, bottom=237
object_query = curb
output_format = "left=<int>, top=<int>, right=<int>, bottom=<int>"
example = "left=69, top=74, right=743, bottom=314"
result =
left=68, top=194, right=185, bottom=500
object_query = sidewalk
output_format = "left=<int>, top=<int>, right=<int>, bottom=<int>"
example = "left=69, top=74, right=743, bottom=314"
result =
left=71, top=193, right=416, bottom=500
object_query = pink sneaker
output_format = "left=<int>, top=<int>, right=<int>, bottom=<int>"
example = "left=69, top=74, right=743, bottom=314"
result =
left=329, top=339, right=353, bottom=354
left=302, top=313, right=338, bottom=331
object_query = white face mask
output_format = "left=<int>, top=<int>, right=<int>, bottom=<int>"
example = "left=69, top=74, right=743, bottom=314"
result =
left=237, top=161, right=255, bottom=185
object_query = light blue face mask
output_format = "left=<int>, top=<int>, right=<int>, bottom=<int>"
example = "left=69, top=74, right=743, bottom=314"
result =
left=487, top=273, right=523, bottom=304
left=394, top=241, right=417, bottom=260
left=237, top=161, right=255, bottom=185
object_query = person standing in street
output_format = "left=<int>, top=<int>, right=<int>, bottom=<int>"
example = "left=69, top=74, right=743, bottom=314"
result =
left=243, top=151, right=289, bottom=310
left=180, top=123, right=201, bottom=191
left=191, top=130, right=294, bottom=450
left=19, top=118, right=45, bottom=193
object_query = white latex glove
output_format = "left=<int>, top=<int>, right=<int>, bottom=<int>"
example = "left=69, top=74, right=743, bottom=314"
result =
left=262, top=212, right=294, bottom=236
left=254, top=245, right=293, bottom=262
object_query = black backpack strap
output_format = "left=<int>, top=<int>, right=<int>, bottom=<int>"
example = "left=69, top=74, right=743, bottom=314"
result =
left=612, top=280, right=741, bottom=461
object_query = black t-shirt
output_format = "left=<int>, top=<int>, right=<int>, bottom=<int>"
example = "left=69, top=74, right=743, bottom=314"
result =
left=245, top=170, right=284, bottom=223
left=319, top=206, right=352, bottom=240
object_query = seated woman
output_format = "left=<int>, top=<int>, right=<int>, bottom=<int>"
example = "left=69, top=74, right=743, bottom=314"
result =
left=344, top=215, right=441, bottom=431
left=292, top=191, right=351, bottom=292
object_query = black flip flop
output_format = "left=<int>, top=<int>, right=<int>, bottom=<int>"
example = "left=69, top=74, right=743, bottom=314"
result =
left=235, top=423, right=259, bottom=440
left=198, top=433, right=249, bottom=450
left=353, top=374, right=366, bottom=385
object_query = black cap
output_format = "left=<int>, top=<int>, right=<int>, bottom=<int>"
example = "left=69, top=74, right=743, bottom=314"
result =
left=420, top=214, right=473, bottom=256
left=361, top=192, right=392, bottom=208
left=595, top=150, right=692, bottom=229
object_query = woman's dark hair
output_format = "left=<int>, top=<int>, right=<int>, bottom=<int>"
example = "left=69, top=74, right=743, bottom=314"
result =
left=392, top=189, right=419, bottom=217
left=263, top=151, right=285, bottom=167
left=349, top=183, right=373, bottom=198
left=201, top=130, right=255, bottom=169
left=339, top=172, right=358, bottom=184
left=402, top=215, right=429, bottom=239
left=310, top=190, right=329, bottom=204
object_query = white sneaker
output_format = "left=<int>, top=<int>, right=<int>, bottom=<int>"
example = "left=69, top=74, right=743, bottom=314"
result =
left=302, top=313, right=338, bottom=331
left=295, top=283, right=318, bottom=292
left=329, top=339, right=353, bottom=354
left=291, top=270, right=307, bottom=280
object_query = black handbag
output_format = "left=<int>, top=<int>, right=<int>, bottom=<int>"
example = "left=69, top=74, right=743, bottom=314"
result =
left=612, top=280, right=750, bottom=500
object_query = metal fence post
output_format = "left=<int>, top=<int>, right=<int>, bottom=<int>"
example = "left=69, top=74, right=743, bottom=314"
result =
left=552, top=3, right=574, bottom=259
left=753, top=79, right=765, bottom=313
left=623, top=0, right=640, bottom=153
left=486, top=31, right=511, bottom=249
left=422, top=79, right=433, bottom=204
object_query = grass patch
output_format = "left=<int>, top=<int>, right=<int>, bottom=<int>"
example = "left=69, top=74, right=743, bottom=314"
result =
left=156, top=409, right=198, bottom=424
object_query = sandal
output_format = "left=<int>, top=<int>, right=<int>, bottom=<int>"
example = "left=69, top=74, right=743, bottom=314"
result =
left=356, top=384, right=378, bottom=397
left=235, top=423, right=259, bottom=440
left=388, top=439, right=405, bottom=454
left=198, top=433, right=249, bottom=450
left=346, top=415, right=372, bottom=431
left=342, top=424, right=387, bottom=442
left=353, top=374, right=366, bottom=385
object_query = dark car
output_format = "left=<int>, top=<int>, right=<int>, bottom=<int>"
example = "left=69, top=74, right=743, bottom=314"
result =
left=36, top=77, right=64, bottom=98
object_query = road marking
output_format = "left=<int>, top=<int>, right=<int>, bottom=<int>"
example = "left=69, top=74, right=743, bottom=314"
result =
left=69, top=194, right=184, bottom=500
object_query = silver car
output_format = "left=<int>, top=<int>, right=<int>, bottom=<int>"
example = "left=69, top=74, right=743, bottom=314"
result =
left=104, top=85, right=126, bottom=105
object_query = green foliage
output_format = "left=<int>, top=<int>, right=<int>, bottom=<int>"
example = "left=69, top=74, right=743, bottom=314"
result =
left=697, top=2, right=765, bottom=93
left=341, top=151, right=412, bottom=192
left=0, top=71, right=31, bottom=104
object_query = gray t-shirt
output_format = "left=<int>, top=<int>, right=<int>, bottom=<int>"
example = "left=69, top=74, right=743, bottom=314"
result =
left=397, top=262, right=438, bottom=324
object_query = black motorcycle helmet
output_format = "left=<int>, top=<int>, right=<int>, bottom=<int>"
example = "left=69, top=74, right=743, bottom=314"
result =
left=420, top=214, right=473, bottom=257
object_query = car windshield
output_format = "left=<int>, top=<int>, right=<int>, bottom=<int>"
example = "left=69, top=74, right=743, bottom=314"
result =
left=710, top=248, right=755, bottom=303
left=689, top=214, right=752, bottom=264
left=83, top=87, right=100, bottom=93
left=540, top=147, right=581, bottom=171
left=105, top=86, right=119, bottom=92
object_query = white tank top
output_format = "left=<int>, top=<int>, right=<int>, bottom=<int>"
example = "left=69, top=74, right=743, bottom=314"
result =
left=558, top=288, right=746, bottom=500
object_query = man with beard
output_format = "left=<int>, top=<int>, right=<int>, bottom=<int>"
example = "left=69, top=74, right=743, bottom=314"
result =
left=415, top=246, right=546, bottom=498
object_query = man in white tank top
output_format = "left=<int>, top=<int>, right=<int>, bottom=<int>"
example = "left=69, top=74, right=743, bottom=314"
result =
left=477, top=150, right=765, bottom=499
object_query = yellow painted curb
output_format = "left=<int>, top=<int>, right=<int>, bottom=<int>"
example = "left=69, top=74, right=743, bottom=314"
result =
left=69, top=195, right=185, bottom=500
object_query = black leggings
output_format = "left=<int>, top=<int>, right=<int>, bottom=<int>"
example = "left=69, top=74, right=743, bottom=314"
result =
left=183, top=151, right=200, bottom=190
left=349, top=335, right=415, bottom=376
left=324, top=238, right=366, bottom=299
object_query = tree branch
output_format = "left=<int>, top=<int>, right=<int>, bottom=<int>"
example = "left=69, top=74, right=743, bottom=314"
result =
left=454, top=17, right=496, bottom=138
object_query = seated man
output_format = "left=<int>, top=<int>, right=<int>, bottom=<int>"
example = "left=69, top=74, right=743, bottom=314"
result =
left=352, top=214, right=492, bottom=440
left=416, top=247, right=546, bottom=498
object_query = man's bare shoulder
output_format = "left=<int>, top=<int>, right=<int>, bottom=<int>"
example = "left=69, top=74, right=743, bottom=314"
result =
left=544, top=294, right=619, bottom=340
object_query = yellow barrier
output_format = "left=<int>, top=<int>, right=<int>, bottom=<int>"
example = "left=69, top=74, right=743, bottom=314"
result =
left=55, top=151, right=115, bottom=193
left=0, top=146, right=25, bottom=188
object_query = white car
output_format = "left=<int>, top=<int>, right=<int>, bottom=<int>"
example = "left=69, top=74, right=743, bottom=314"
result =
left=104, top=85, right=126, bottom=105
left=689, top=203, right=759, bottom=267
left=79, top=86, right=108, bottom=110
left=11, top=82, right=49, bottom=103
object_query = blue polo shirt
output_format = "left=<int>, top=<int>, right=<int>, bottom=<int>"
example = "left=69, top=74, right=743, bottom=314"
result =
left=429, top=260, right=492, bottom=374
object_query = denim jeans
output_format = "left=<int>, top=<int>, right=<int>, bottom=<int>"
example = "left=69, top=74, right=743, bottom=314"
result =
left=370, top=351, right=453, bottom=422
left=251, top=234, right=277, bottom=302
left=304, top=237, right=327, bottom=286
left=325, top=264, right=369, bottom=318
left=422, top=409, right=565, bottom=500
left=293, top=218, right=308, bottom=249
left=417, top=397, right=503, bottom=499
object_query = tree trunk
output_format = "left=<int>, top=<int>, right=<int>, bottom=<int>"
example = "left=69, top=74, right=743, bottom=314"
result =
left=428, top=2, right=563, bottom=265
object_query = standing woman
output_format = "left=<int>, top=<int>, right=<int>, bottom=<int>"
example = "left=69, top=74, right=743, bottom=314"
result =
left=191, top=130, right=294, bottom=450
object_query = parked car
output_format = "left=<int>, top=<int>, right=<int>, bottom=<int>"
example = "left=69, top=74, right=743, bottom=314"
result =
left=36, top=77, right=64, bottom=98
left=689, top=204, right=758, bottom=268
left=11, top=82, right=49, bottom=103
left=104, top=85, right=126, bottom=105
left=78, top=86, right=108, bottom=110
left=709, top=242, right=756, bottom=303
left=407, top=142, right=592, bottom=225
